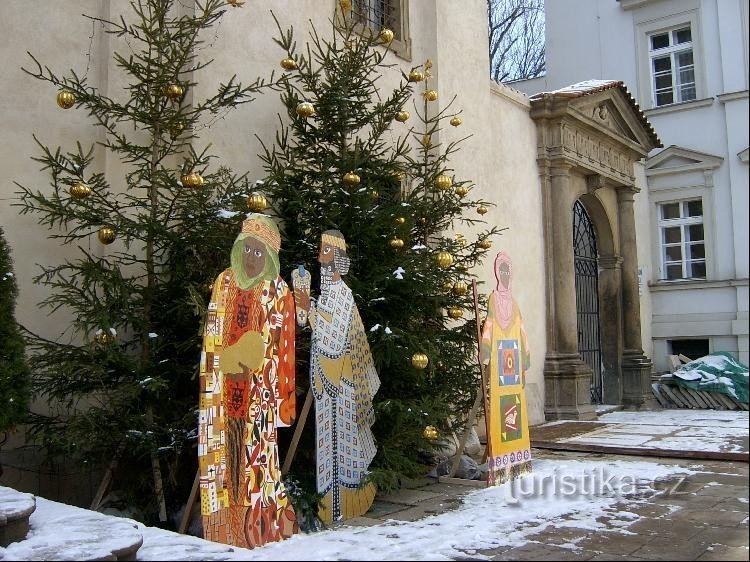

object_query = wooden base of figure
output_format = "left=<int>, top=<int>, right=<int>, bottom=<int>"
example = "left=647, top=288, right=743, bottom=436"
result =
left=202, top=500, right=298, bottom=549
left=319, top=482, right=377, bottom=525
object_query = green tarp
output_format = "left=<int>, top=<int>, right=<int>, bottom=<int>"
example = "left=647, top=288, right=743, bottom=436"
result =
left=673, top=352, right=749, bottom=404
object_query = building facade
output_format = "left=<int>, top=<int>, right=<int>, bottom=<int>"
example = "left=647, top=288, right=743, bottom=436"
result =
left=515, top=0, right=749, bottom=372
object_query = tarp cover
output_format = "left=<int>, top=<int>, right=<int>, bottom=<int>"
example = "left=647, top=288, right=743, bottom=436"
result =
left=673, top=352, right=749, bottom=404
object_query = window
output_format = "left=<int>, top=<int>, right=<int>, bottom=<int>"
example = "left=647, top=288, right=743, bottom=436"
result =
left=648, top=25, right=696, bottom=106
left=658, top=199, right=705, bottom=280
left=347, top=0, right=410, bottom=60
left=669, top=339, right=709, bottom=361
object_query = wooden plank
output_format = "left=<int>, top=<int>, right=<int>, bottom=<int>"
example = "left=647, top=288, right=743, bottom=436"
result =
left=674, top=386, right=702, bottom=409
left=651, top=383, right=671, bottom=409
left=667, top=355, right=682, bottom=372
left=178, top=471, right=200, bottom=534
left=696, top=390, right=722, bottom=409
left=685, top=388, right=709, bottom=408
left=281, top=389, right=313, bottom=476
left=530, top=440, right=749, bottom=462
left=714, top=393, right=739, bottom=410
left=678, top=354, right=694, bottom=364
left=660, top=384, right=688, bottom=408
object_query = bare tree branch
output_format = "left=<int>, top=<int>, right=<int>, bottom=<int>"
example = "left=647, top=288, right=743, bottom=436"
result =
left=487, top=0, right=545, bottom=83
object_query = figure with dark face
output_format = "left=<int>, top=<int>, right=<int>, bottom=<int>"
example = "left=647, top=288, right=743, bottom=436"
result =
left=292, top=230, right=380, bottom=524
left=198, top=214, right=297, bottom=548
left=480, top=251, right=532, bottom=485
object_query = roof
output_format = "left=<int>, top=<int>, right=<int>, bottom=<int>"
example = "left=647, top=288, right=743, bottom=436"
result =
left=529, top=80, right=662, bottom=148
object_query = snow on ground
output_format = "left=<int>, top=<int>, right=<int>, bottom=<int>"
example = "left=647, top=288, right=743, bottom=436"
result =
left=1, top=458, right=696, bottom=561
left=559, top=410, right=748, bottom=454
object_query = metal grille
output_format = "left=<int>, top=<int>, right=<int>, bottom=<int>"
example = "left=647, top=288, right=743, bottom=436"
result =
left=353, top=0, right=399, bottom=38
left=573, top=200, right=603, bottom=404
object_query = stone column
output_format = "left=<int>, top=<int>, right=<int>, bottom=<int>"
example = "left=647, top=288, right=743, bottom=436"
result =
left=597, top=255, right=623, bottom=405
left=617, top=187, right=655, bottom=408
left=543, top=163, right=597, bottom=421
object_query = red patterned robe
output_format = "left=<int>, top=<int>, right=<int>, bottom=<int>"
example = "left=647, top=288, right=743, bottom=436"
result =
left=198, top=269, right=297, bottom=548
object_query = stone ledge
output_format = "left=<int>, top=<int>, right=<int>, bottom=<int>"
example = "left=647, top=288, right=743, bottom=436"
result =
left=0, top=486, right=36, bottom=547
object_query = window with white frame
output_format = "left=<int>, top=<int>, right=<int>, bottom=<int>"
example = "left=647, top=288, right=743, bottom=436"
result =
left=658, top=199, right=705, bottom=280
left=648, top=25, right=696, bottom=106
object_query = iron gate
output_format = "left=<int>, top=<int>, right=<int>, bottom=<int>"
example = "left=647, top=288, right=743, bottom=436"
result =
left=573, top=200, right=603, bottom=404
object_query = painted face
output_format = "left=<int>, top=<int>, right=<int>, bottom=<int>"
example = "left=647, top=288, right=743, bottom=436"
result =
left=498, top=262, right=511, bottom=289
left=318, top=242, right=335, bottom=270
left=243, top=237, right=266, bottom=279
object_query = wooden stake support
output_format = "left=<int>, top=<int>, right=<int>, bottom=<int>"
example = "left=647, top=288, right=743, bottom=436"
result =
left=282, top=388, right=313, bottom=475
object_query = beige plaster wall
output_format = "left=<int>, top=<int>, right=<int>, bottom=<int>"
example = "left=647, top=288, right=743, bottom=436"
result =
left=633, top=162, right=654, bottom=361
left=1, top=0, right=547, bottom=437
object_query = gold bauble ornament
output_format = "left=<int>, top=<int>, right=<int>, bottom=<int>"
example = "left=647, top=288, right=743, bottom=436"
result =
left=169, top=120, right=187, bottom=140
left=370, top=190, right=379, bottom=200
left=411, top=352, right=429, bottom=370
left=56, top=89, right=76, bottom=109
left=70, top=181, right=92, bottom=200
left=447, top=306, right=464, bottom=319
left=424, top=89, right=438, bottom=102
left=420, top=134, right=432, bottom=148
left=246, top=192, right=268, bottom=212
left=435, top=174, right=452, bottom=190
left=423, top=425, right=439, bottom=440
left=477, top=238, right=492, bottom=250
left=477, top=205, right=489, bottom=215
left=436, top=251, right=454, bottom=269
left=389, top=237, right=404, bottom=250
left=180, top=171, right=204, bottom=188
left=395, top=216, right=406, bottom=225
left=455, top=185, right=469, bottom=197
left=454, top=233, right=466, bottom=247
left=408, top=69, right=425, bottom=82
left=280, top=58, right=297, bottom=70
left=227, top=0, right=246, bottom=6
left=97, top=226, right=116, bottom=245
left=339, top=0, right=352, bottom=11
left=450, top=116, right=463, bottom=127
left=94, top=329, right=115, bottom=346
left=379, top=28, right=394, bottom=43
left=162, top=84, right=184, bottom=101
left=395, top=110, right=410, bottom=122
left=442, top=281, right=454, bottom=293
left=452, top=281, right=468, bottom=296
left=296, top=101, right=315, bottom=118
left=342, top=172, right=361, bottom=187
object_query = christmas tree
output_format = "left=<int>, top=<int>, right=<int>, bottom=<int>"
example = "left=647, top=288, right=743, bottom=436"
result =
left=261, top=2, right=502, bottom=494
left=15, top=0, right=275, bottom=524
left=0, top=226, right=31, bottom=438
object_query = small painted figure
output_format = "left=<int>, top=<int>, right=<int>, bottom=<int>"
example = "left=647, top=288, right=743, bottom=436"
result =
left=198, top=214, right=298, bottom=547
left=480, top=251, right=533, bottom=485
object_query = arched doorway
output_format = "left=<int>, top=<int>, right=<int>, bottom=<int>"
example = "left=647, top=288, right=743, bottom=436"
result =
left=573, top=200, right=602, bottom=404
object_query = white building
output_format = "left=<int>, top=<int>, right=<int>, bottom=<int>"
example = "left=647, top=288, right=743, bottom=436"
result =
left=515, top=0, right=749, bottom=371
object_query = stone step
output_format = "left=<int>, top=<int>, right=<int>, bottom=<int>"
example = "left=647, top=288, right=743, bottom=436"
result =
left=0, top=486, right=36, bottom=547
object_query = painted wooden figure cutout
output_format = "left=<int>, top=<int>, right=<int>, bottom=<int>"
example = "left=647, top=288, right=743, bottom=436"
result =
left=198, top=214, right=298, bottom=547
left=480, top=251, right=533, bottom=485
left=293, top=230, right=380, bottom=524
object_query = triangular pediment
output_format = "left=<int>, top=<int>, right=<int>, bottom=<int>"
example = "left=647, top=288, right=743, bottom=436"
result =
left=646, top=145, right=723, bottom=176
left=565, top=87, right=659, bottom=154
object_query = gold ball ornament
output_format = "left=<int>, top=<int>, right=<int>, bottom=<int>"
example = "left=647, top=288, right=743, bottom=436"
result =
left=246, top=192, right=268, bottom=213
left=94, top=329, right=115, bottom=346
left=296, top=101, right=315, bottom=118
left=408, top=69, right=425, bottom=83
left=452, top=281, right=468, bottom=296
left=162, top=84, right=184, bottom=101
left=97, top=226, right=116, bottom=245
left=227, top=0, right=246, bottom=6
left=476, top=205, right=489, bottom=216
left=411, top=352, right=429, bottom=370
left=450, top=116, right=463, bottom=127
left=379, top=28, right=395, bottom=43
left=180, top=172, right=205, bottom=188
left=56, top=89, right=76, bottom=109
left=477, top=238, right=493, bottom=250
left=447, top=306, right=464, bottom=319
left=435, top=174, right=453, bottom=190
left=280, top=58, right=297, bottom=70
left=455, top=185, right=469, bottom=197
left=395, top=216, right=406, bottom=225
left=423, top=425, right=439, bottom=440
left=339, top=0, right=352, bottom=11
left=395, top=110, right=410, bottom=122
left=342, top=172, right=361, bottom=187
left=436, top=251, right=454, bottom=269
left=389, top=237, right=404, bottom=250
left=70, top=181, right=92, bottom=200
left=420, top=134, right=432, bottom=148
left=169, top=120, right=187, bottom=140
left=442, top=281, right=454, bottom=293
left=424, top=90, right=438, bottom=102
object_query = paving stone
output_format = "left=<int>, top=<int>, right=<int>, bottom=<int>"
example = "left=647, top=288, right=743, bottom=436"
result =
left=630, top=536, right=714, bottom=561
left=693, top=525, right=750, bottom=548
left=337, top=516, right=381, bottom=528
left=365, top=501, right=409, bottom=518
left=673, top=508, right=750, bottom=527
left=524, top=525, right=595, bottom=546
left=375, top=488, right=444, bottom=506
left=575, top=531, right=655, bottom=555
left=695, top=545, right=750, bottom=561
